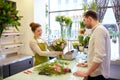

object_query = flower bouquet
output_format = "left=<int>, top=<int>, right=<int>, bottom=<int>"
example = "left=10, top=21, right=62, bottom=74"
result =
left=35, top=60, right=71, bottom=75
left=48, top=38, right=67, bottom=59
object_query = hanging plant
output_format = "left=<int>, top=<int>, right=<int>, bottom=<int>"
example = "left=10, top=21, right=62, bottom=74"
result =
left=0, top=0, right=23, bottom=37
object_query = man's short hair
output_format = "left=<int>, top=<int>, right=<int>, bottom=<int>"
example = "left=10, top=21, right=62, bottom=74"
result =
left=83, top=10, right=98, bottom=20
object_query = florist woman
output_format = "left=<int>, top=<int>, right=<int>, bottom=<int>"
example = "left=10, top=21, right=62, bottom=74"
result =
left=29, top=22, right=63, bottom=66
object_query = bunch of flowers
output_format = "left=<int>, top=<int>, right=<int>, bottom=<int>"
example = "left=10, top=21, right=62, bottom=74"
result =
left=35, top=60, right=71, bottom=75
left=49, top=38, right=67, bottom=51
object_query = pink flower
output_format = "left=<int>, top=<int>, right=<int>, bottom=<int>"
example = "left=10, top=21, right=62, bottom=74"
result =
left=55, top=66, right=61, bottom=72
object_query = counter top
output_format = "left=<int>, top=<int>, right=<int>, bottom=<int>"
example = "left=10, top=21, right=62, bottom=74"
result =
left=4, top=59, right=88, bottom=80
left=0, top=54, right=32, bottom=65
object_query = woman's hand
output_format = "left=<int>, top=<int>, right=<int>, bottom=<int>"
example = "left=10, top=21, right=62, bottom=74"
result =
left=54, top=51, right=63, bottom=55
left=77, top=62, right=88, bottom=67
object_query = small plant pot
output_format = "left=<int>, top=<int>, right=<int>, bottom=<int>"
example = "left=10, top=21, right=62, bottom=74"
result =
left=78, top=46, right=84, bottom=52
left=84, top=47, right=88, bottom=54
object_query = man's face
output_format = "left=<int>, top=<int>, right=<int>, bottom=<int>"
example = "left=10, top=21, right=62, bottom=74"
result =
left=83, top=16, right=92, bottom=29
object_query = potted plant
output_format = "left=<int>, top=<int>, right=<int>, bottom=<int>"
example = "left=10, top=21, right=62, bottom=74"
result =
left=78, top=35, right=90, bottom=52
left=83, top=0, right=98, bottom=12
left=0, top=0, right=22, bottom=37
left=79, top=21, right=86, bottom=34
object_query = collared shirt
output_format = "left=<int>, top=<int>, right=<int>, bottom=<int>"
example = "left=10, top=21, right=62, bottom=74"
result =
left=88, top=23, right=111, bottom=78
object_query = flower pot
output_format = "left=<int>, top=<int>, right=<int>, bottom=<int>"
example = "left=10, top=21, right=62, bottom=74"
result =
left=78, top=46, right=84, bottom=52
left=72, top=41, right=79, bottom=49
left=84, top=47, right=88, bottom=54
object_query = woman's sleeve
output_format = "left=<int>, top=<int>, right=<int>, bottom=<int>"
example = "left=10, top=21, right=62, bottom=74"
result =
left=29, top=40, right=55, bottom=56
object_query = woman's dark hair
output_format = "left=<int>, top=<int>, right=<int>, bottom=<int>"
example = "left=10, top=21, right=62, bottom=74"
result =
left=29, top=22, right=41, bottom=32
left=83, top=10, right=98, bottom=20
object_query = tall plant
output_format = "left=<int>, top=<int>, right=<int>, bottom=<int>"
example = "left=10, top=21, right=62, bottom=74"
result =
left=0, top=0, right=22, bottom=36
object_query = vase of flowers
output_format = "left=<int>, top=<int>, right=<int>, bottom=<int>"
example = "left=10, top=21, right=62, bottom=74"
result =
left=0, top=0, right=22, bottom=37
left=55, top=15, right=72, bottom=39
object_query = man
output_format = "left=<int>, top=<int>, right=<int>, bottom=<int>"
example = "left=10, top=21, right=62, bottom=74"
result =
left=73, top=10, right=111, bottom=80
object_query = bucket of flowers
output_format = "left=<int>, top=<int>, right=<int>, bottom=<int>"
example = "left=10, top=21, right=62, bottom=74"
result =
left=35, top=60, right=71, bottom=76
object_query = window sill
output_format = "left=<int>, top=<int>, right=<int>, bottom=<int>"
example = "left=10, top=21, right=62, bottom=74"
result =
left=111, top=59, right=120, bottom=65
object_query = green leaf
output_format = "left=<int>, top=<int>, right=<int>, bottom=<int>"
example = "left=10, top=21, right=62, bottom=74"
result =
left=78, top=35, right=84, bottom=46
left=80, top=21, right=85, bottom=29
left=0, top=26, right=4, bottom=37
left=84, top=36, right=90, bottom=47
left=15, top=25, right=19, bottom=31
left=83, top=4, right=88, bottom=12
left=0, top=0, right=23, bottom=37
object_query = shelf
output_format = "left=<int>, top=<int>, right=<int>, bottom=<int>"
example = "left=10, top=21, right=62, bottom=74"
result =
left=1, top=43, right=23, bottom=49
left=66, top=39, right=78, bottom=41
left=2, top=32, right=21, bottom=36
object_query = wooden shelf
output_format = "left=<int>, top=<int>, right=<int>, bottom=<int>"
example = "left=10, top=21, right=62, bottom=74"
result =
left=1, top=43, right=23, bottom=49
left=2, top=32, right=21, bottom=36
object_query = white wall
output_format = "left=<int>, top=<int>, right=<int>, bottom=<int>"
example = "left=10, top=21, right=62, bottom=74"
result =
left=34, top=0, right=46, bottom=38
left=15, top=0, right=46, bottom=55
left=16, top=0, right=34, bottom=55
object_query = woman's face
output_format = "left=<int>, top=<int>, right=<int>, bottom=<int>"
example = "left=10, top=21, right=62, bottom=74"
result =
left=34, top=27, right=42, bottom=37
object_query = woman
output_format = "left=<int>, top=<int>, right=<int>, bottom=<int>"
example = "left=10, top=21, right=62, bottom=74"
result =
left=29, top=22, right=63, bottom=66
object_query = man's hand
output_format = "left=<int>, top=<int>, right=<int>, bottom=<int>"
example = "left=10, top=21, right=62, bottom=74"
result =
left=73, top=71, right=89, bottom=77
left=73, top=62, right=101, bottom=77
left=77, top=62, right=88, bottom=67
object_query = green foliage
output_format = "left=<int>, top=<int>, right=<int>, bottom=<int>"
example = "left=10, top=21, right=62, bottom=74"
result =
left=34, top=60, right=71, bottom=75
left=0, top=0, right=23, bottom=36
left=55, top=15, right=72, bottom=38
left=78, top=35, right=84, bottom=46
left=89, top=0, right=98, bottom=11
left=55, top=15, right=72, bottom=26
left=82, top=0, right=98, bottom=12
left=83, top=4, right=88, bottom=12
left=80, top=21, right=85, bottom=29
left=108, top=28, right=119, bottom=39
left=78, top=35, right=90, bottom=47
left=84, top=36, right=90, bottom=47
